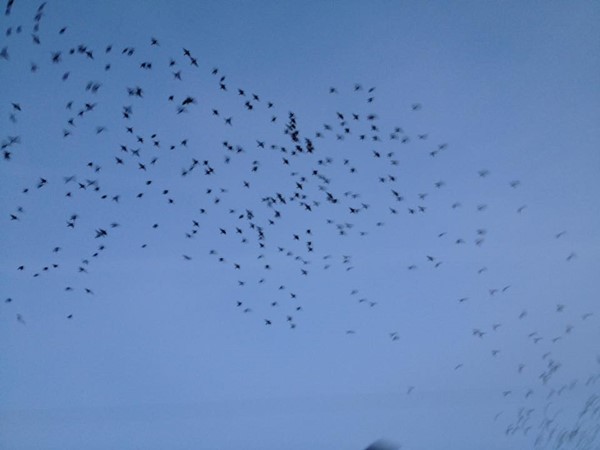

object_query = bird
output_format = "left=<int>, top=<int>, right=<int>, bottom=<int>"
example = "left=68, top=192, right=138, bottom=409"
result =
left=1, top=11, right=594, bottom=448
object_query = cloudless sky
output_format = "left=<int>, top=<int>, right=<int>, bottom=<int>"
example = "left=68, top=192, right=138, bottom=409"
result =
left=1, top=1, right=599, bottom=449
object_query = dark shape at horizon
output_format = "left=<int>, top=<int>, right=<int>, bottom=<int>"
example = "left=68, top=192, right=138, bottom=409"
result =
left=364, top=439, right=401, bottom=450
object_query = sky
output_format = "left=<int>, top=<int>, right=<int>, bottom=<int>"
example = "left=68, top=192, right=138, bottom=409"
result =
left=1, top=1, right=599, bottom=449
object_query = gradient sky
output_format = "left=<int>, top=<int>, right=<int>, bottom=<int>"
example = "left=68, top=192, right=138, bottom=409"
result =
left=1, top=1, right=599, bottom=449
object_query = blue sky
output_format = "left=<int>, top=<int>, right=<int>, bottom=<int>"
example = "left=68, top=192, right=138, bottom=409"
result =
left=1, top=1, right=599, bottom=449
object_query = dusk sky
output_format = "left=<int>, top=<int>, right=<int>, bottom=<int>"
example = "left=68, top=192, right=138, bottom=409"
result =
left=1, top=1, right=599, bottom=449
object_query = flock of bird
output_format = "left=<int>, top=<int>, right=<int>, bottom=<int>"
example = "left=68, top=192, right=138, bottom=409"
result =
left=1, top=3, right=598, bottom=449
